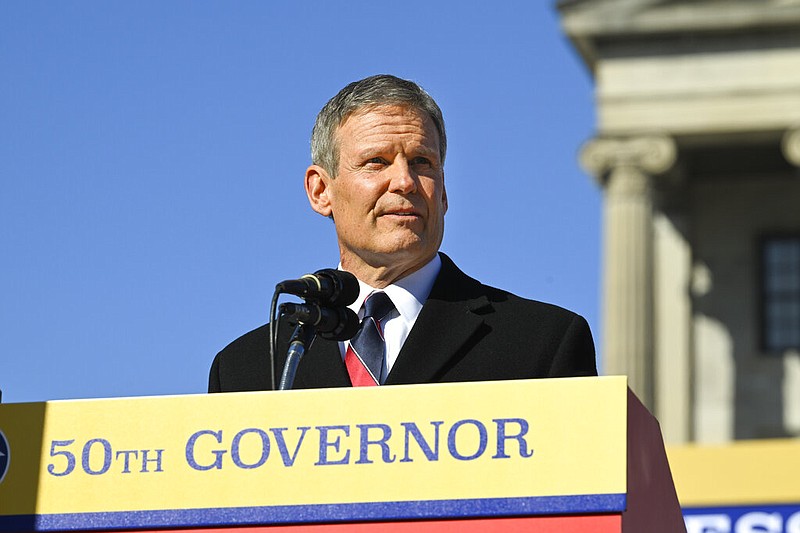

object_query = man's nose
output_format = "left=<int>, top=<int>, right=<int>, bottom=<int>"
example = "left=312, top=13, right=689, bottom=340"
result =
left=387, top=159, right=417, bottom=194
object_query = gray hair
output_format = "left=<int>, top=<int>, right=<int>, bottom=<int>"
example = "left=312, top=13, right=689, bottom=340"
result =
left=310, top=74, right=447, bottom=176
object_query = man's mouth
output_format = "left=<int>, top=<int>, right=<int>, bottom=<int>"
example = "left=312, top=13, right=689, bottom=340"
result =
left=383, top=206, right=420, bottom=217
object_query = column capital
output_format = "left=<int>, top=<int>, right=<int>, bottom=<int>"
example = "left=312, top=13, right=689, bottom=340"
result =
left=580, top=135, right=677, bottom=184
left=782, top=127, right=800, bottom=167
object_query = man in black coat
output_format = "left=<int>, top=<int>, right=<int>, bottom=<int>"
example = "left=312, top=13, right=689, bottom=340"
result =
left=209, top=75, right=596, bottom=393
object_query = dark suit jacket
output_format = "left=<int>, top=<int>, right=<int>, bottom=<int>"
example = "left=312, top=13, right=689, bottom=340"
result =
left=209, top=253, right=597, bottom=392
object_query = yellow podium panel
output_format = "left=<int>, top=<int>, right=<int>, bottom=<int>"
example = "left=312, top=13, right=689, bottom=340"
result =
left=0, top=377, right=628, bottom=531
left=668, top=439, right=800, bottom=532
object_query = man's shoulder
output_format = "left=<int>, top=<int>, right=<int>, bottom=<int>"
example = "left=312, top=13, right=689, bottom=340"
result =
left=218, top=323, right=270, bottom=358
left=209, top=323, right=272, bottom=392
left=476, top=280, right=588, bottom=342
left=425, top=253, right=597, bottom=379
left=435, top=253, right=583, bottom=321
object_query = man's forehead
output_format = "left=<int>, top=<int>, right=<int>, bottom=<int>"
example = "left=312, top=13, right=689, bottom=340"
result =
left=336, top=105, right=439, bottom=145
left=340, top=104, right=432, bottom=128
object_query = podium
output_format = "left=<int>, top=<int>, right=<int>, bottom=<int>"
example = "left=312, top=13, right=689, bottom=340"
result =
left=0, top=377, right=684, bottom=532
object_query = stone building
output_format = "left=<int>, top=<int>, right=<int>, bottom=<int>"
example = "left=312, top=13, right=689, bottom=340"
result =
left=557, top=0, right=800, bottom=444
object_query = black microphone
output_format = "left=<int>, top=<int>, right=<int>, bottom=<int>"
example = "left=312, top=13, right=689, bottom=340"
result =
left=275, top=269, right=359, bottom=307
left=279, top=302, right=360, bottom=341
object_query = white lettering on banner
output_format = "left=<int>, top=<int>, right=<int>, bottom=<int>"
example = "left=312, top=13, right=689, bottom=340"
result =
left=788, top=512, right=800, bottom=533
left=685, top=511, right=800, bottom=533
left=686, top=514, right=731, bottom=533
left=735, top=512, right=782, bottom=533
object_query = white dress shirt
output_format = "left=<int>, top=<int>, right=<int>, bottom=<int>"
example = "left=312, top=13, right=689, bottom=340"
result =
left=339, top=254, right=442, bottom=375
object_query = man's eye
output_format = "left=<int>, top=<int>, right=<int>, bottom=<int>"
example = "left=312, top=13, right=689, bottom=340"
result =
left=365, top=157, right=386, bottom=166
left=411, top=157, right=432, bottom=166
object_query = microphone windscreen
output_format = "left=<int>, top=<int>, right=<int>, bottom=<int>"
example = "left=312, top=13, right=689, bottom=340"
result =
left=316, top=269, right=359, bottom=307
left=318, top=307, right=360, bottom=341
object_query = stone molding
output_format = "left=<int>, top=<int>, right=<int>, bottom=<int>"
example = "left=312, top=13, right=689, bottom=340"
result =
left=580, top=135, right=677, bottom=183
left=782, top=127, right=800, bottom=167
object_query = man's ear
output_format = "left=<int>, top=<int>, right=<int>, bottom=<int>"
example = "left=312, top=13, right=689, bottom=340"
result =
left=305, top=164, right=333, bottom=218
left=441, top=178, right=448, bottom=214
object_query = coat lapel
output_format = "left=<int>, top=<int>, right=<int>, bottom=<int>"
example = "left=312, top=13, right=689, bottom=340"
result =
left=290, top=254, right=493, bottom=388
left=386, top=254, right=492, bottom=385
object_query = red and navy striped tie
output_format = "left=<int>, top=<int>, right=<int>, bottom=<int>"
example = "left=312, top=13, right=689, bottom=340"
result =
left=345, top=291, right=395, bottom=386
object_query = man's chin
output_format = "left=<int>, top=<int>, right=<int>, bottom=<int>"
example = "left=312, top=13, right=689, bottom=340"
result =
left=379, top=244, right=439, bottom=269
left=376, top=234, right=429, bottom=257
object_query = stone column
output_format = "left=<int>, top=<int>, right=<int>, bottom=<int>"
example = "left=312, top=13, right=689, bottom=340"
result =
left=580, top=136, right=677, bottom=409
left=782, top=127, right=800, bottom=167
left=779, top=128, right=800, bottom=436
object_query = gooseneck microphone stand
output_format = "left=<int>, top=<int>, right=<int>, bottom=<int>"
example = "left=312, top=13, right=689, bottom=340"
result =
left=277, top=321, right=317, bottom=390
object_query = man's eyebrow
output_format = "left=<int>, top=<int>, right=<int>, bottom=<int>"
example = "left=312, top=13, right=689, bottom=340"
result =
left=412, top=144, right=438, bottom=156
left=354, top=145, right=391, bottom=159
left=353, top=140, right=440, bottom=160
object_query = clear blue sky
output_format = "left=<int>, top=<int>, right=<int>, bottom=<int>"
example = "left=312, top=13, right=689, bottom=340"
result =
left=0, top=1, right=600, bottom=403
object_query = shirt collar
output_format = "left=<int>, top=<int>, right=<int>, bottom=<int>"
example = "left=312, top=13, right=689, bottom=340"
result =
left=346, top=254, right=442, bottom=321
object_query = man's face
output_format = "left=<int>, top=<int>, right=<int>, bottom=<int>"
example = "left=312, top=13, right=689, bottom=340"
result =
left=306, top=105, right=447, bottom=283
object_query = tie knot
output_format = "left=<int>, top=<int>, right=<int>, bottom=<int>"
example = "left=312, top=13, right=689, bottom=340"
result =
left=363, top=291, right=395, bottom=321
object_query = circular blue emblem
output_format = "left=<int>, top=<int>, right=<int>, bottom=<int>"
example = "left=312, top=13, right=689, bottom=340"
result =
left=0, top=430, right=9, bottom=485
